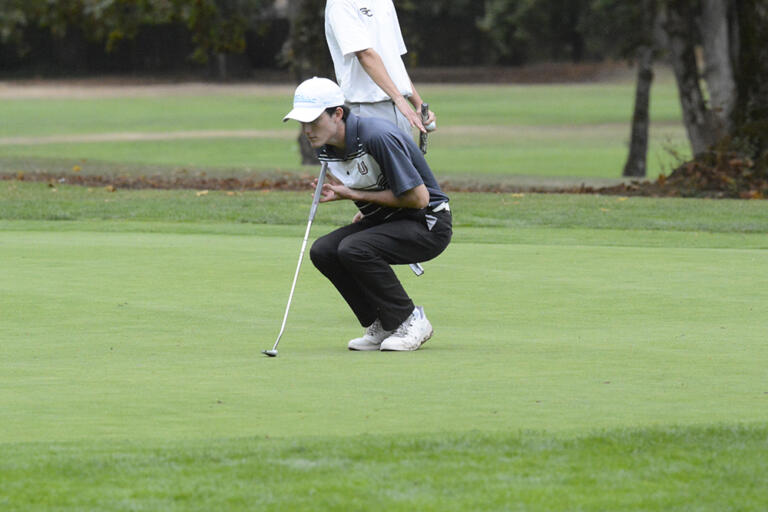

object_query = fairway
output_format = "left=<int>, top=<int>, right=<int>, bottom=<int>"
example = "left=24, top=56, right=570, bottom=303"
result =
left=0, top=79, right=689, bottom=181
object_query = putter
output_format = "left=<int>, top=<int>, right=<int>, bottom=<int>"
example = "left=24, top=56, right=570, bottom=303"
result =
left=262, top=162, right=328, bottom=357
left=409, top=102, right=431, bottom=277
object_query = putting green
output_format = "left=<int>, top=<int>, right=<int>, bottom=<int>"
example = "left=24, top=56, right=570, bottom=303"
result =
left=2, top=226, right=766, bottom=443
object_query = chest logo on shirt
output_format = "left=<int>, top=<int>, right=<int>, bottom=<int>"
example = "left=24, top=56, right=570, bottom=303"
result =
left=357, top=161, right=370, bottom=175
left=359, top=7, right=373, bottom=17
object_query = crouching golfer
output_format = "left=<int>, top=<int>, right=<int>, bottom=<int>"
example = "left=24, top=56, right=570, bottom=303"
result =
left=283, top=77, right=452, bottom=351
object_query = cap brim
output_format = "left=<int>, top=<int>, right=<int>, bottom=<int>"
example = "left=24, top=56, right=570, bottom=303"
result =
left=282, top=107, right=325, bottom=123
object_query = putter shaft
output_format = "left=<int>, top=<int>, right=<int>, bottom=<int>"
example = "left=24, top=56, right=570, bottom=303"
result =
left=265, top=162, right=328, bottom=355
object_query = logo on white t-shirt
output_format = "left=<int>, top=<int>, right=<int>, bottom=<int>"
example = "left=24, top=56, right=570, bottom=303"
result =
left=359, top=7, right=373, bottom=17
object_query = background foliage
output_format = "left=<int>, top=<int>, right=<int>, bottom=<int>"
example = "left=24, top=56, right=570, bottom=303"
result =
left=0, top=0, right=642, bottom=77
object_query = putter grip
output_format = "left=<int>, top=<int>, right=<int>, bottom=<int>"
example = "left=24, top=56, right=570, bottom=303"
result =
left=419, top=103, right=429, bottom=154
left=308, top=163, right=327, bottom=221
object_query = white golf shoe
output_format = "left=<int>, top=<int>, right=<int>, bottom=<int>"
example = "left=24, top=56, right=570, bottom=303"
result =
left=380, top=306, right=433, bottom=351
left=348, top=319, right=392, bottom=351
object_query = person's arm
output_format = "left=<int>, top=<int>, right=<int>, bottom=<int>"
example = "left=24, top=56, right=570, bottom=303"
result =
left=355, top=48, right=426, bottom=132
left=319, top=181, right=429, bottom=209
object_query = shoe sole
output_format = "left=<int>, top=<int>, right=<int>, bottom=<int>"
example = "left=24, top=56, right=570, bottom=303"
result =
left=380, top=329, right=433, bottom=352
left=348, top=345, right=381, bottom=351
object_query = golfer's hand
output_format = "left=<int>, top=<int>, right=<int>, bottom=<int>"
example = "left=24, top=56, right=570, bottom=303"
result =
left=319, top=183, right=351, bottom=203
left=311, top=174, right=341, bottom=190
left=352, top=211, right=364, bottom=223
left=311, top=177, right=341, bottom=203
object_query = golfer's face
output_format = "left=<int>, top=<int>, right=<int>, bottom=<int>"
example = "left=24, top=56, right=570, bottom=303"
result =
left=302, top=112, right=337, bottom=148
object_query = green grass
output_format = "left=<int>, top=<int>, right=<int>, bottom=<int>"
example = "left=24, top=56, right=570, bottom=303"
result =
left=2, top=182, right=768, bottom=509
left=0, top=78, right=763, bottom=508
left=428, top=82, right=684, bottom=126
left=2, top=138, right=299, bottom=171
left=2, top=427, right=767, bottom=511
left=4, top=182, right=768, bottom=235
left=3, top=223, right=766, bottom=442
left=0, top=81, right=689, bottom=179
left=0, top=83, right=682, bottom=137
left=0, top=94, right=293, bottom=137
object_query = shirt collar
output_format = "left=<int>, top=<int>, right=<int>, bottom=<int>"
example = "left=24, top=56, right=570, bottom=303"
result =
left=322, top=111, right=361, bottom=159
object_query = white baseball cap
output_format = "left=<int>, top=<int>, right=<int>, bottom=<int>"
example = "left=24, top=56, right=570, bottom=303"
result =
left=282, top=77, right=346, bottom=123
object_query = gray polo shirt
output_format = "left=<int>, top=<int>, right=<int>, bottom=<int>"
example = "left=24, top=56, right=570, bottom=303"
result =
left=318, top=112, right=448, bottom=223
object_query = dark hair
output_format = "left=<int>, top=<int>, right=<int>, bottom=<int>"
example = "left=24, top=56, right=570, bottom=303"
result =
left=325, top=105, right=349, bottom=120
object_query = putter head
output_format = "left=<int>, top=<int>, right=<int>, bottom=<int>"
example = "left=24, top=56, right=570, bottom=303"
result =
left=262, top=349, right=278, bottom=357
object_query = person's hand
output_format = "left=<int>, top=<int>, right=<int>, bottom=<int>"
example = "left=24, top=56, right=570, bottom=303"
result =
left=423, top=109, right=437, bottom=131
left=311, top=177, right=334, bottom=202
left=394, top=97, right=426, bottom=132
left=311, top=172, right=342, bottom=189
left=398, top=102, right=437, bottom=133
left=319, top=182, right=352, bottom=203
left=352, top=211, right=364, bottom=223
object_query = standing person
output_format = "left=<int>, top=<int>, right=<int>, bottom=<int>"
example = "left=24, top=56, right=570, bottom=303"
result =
left=283, top=77, right=451, bottom=352
left=325, top=0, right=436, bottom=136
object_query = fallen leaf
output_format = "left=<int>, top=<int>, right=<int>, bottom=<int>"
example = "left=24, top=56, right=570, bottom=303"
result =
left=196, top=190, right=209, bottom=197
left=72, top=165, right=82, bottom=172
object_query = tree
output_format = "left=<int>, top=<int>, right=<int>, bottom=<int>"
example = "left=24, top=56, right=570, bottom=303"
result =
left=480, top=0, right=594, bottom=65
left=622, top=44, right=655, bottom=178
left=0, top=0, right=263, bottom=77
left=659, top=0, right=768, bottom=195
left=728, top=1, right=768, bottom=160
left=0, top=1, right=29, bottom=53
left=585, top=0, right=662, bottom=178
left=664, top=0, right=722, bottom=156
left=282, top=0, right=333, bottom=165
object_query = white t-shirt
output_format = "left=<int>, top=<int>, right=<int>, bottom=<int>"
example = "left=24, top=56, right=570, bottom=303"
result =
left=325, top=0, right=413, bottom=103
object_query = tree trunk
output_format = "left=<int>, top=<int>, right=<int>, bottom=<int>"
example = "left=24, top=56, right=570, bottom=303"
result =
left=699, top=0, right=736, bottom=133
left=730, top=0, right=768, bottom=163
left=297, top=133, right=319, bottom=166
left=286, top=0, right=331, bottom=165
left=216, top=53, right=228, bottom=81
left=665, top=0, right=720, bottom=157
left=660, top=0, right=767, bottom=194
left=623, top=45, right=654, bottom=178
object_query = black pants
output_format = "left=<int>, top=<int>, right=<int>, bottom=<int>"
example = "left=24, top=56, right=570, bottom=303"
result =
left=309, top=209, right=452, bottom=331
